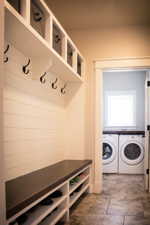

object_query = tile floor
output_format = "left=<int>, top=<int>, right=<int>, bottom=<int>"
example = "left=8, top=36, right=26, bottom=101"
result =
left=66, top=174, right=150, bottom=225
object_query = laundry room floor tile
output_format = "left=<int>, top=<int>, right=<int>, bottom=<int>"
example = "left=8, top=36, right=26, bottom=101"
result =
left=65, top=174, right=150, bottom=225
left=71, top=193, right=109, bottom=216
left=107, top=199, right=144, bottom=216
left=124, top=216, right=150, bottom=225
left=67, top=215, right=124, bottom=225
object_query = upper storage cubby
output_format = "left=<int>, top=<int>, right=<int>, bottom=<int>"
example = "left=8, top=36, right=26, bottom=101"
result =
left=67, top=41, right=74, bottom=68
left=7, top=0, right=21, bottom=14
left=52, top=21, right=65, bottom=58
left=6, top=0, right=27, bottom=19
left=77, top=54, right=84, bottom=76
left=4, top=0, right=85, bottom=82
left=30, top=0, right=50, bottom=42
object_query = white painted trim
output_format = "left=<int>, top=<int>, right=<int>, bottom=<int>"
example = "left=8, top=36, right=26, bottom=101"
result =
left=0, top=1, right=6, bottom=225
left=93, top=57, right=150, bottom=193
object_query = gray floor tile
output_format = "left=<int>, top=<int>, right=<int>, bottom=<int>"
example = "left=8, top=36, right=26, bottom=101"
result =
left=68, top=215, right=124, bottom=225
left=66, top=174, right=150, bottom=225
left=124, top=216, right=150, bottom=225
left=107, top=199, right=144, bottom=216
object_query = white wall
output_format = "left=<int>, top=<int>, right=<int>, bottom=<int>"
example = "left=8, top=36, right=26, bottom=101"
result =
left=65, top=83, right=86, bottom=160
left=4, top=44, right=67, bottom=180
left=103, top=71, right=146, bottom=130
left=0, top=1, right=6, bottom=224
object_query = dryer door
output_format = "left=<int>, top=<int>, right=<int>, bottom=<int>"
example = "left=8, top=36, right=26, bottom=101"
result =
left=120, top=141, right=144, bottom=165
left=103, top=141, right=116, bottom=165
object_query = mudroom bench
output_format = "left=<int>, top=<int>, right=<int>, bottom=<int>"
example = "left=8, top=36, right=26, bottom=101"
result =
left=6, top=160, right=92, bottom=225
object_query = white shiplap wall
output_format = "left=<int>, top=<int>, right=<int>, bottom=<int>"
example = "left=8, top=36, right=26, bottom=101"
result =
left=4, top=44, right=66, bottom=180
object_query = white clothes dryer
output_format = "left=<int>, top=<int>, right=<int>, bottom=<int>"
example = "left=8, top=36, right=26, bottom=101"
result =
left=102, top=134, right=119, bottom=173
left=119, top=135, right=144, bottom=174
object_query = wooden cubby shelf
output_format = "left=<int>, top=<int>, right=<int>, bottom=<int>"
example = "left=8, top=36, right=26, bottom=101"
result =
left=4, top=0, right=85, bottom=82
left=69, top=181, right=89, bottom=208
left=7, top=161, right=91, bottom=225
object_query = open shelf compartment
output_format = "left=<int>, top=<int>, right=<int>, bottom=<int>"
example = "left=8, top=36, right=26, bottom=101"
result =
left=69, top=178, right=89, bottom=208
left=67, top=40, right=75, bottom=68
left=39, top=199, right=68, bottom=225
left=30, top=0, right=51, bottom=42
left=77, top=54, right=84, bottom=77
left=8, top=183, right=68, bottom=225
left=52, top=20, right=66, bottom=59
left=6, top=0, right=26, bottom=19
left=69, top=167, right=90, bottom=194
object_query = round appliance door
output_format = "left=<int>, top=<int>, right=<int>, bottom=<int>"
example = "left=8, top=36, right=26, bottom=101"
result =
left=103, top=141, right=116, bottom=165
left=120, top=141, right=144, bottom=165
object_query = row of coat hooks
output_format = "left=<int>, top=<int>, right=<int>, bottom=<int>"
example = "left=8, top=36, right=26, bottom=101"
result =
left=4, top=44, right=67, bottom=95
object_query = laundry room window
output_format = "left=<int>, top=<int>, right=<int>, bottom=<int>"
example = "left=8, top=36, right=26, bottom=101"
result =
left=106, top=91, right=136, bottom=128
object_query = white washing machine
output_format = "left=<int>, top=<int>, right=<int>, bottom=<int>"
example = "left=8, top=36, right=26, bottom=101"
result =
left=119, top=135, right=144, bottom=174
left=103, top=134, right=119, bottom=173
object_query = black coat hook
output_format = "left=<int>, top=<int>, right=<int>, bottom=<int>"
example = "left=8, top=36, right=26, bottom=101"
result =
left=23, top=59, right=31, bottom=75
left=4, top=44, right=10, bottom=63
left=52, top=78, right=58, bottom=89
left=61, top=83, right=67, bottom=95
left=40, top=72, right=47, bottom=84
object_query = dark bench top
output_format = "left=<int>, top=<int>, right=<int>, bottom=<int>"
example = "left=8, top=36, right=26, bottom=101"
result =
left=6, top=159, right=92, bottom=219
left=103, top=130, right=145, bottom=135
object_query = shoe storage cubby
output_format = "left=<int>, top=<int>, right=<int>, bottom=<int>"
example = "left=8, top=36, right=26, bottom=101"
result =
left=5, top=0, right=85, bottom=82
left=69, top=178, right=89, bottom=208
left=7, top=163, right=91, bottom=225
left=69, top=167, right=89, bottom=194
left=8, top=182, right=68, bottom=225
left=39, top=199, right=67, bottom=225
left=30, top=0, right=50, bottom=42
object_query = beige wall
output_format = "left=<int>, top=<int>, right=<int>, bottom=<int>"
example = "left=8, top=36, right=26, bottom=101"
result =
left=67, top=25, right=150, bottom=160
left=68, top=25, right=150, bottom=59
left=65, top=83, right=86, bottom=160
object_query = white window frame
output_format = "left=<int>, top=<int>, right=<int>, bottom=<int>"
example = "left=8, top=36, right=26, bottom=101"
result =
left=105, top=90, right=136, bottom=129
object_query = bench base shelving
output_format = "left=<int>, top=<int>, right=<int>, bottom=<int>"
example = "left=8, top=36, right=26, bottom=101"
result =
left=6, top=160, right=92, bottom=225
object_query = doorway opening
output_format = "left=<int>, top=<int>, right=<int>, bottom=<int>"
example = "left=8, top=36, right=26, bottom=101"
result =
left=102, top=68, right=148, bottom=194
left=93, top=57, right=150, bottom=194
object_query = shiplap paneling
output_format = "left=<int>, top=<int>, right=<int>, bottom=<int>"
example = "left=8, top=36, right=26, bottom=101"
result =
left=4, top=44, right=66, bottom=180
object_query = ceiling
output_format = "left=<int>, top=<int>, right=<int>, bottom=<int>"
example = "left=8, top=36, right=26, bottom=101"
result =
left=45, top=0, right=150, bottom=30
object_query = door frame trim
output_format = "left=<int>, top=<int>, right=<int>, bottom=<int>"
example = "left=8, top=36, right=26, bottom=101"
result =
left=93, top=57, right=150, bottom=193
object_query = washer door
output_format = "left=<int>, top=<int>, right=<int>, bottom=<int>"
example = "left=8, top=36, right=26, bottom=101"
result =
left=103, top=141, right=116, bottom=165
left=120, top=141, right=144, bottom=165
